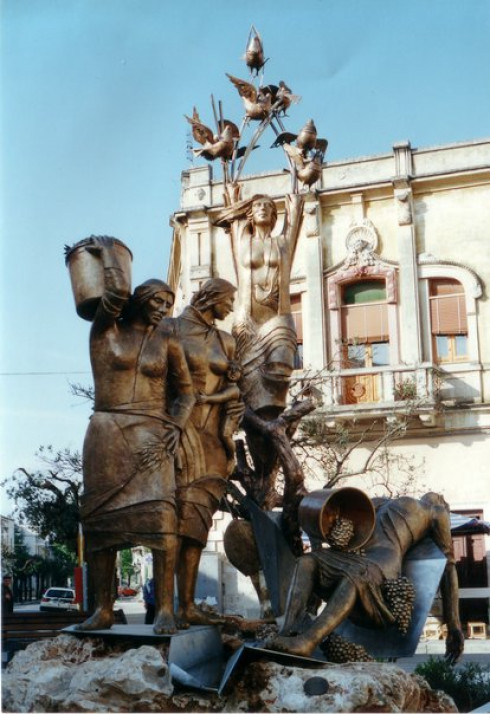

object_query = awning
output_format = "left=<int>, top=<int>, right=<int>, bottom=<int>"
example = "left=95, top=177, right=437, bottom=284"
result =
left=450, top=513, right=490, bottom=535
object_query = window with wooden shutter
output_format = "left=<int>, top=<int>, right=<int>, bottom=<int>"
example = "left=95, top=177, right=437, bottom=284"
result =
left=291, top=294, right=303, bottom=369
left=340, top=280, right=390, bottom=367
left=429, top=279, right=468, bottom=362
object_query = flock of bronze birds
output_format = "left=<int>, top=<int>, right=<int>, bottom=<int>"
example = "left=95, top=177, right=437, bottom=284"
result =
left=184, top=26, right=328, bottom=190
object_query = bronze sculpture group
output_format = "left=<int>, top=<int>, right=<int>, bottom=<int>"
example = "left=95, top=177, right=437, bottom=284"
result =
left=268, top=492, right=464, bottom=663
left=66, top=230, right=464, bottom=664
left=66, top=26, right=464, bottom=666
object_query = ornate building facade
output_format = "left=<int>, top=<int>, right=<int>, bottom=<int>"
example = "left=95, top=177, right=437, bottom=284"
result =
left=167, top=138, right=490, bottom=624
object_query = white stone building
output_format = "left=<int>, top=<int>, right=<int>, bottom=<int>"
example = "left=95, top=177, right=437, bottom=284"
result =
left=167, top=138, right=490, bottom=624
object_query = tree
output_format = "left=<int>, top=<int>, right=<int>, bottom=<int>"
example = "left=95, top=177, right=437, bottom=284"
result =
left=120, top=549, right=136, bottom=587
left=228, top=370, right=427, bottom=561
left=292, top=413, right=426, bottom=495
left=3, top=525, right=76, bottom=600
left=286, top=364, right=428, bottom=497
left=1, top=445, right=82, bottom=554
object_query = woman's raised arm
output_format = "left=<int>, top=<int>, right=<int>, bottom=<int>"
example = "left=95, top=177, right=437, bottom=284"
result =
left=89, top=237, right=131, bottom=332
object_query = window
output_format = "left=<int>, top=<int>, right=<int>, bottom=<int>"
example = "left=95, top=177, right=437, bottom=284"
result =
left=341, top=280, right=390, bottom=368
left=429, top=279, right=468, bottom=363
left=291, top=294, right=303, bottom=369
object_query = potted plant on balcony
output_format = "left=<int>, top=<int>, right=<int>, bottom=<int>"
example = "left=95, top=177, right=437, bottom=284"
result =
left=394, top=377, right=417, bottom=401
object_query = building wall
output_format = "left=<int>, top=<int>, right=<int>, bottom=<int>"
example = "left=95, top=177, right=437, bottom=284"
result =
left=168, top=138, right=490, bottom=620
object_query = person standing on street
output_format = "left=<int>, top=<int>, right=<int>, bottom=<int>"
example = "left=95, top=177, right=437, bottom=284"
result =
left=143, top=578, right=155, bottom=624
left=2, top=575, right=14, bottom=615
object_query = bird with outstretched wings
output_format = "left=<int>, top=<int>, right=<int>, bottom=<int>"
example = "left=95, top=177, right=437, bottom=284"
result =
left=282, top=144, right=323, bottom=189
left=226, top=74, right=272, bottom=121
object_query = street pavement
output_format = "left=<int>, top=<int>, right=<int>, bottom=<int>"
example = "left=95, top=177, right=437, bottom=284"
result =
left=397, top=636, right=490, bottom=674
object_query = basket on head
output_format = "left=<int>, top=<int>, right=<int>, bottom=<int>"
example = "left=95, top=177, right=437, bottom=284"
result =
left=65, top=237, right=132, bottom=321
left=299, top=487, right=376, bottom=550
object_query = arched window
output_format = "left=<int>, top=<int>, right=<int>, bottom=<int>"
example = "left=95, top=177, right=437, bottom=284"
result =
left=340, top=279, right=390, bottom=368
left=429, top=278, right=468, bottom=363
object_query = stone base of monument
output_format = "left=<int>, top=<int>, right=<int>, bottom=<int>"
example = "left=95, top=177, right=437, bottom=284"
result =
left=64, top=623, right=224, bottom=690
left=2, top=631, right=458, bottom=712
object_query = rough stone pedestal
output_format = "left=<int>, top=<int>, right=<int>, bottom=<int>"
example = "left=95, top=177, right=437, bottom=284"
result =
left=2, top=634, right=457, bottom=713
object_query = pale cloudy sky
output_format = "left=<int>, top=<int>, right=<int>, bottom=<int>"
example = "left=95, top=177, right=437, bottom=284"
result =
left=1, top=0, right=489, bottom=508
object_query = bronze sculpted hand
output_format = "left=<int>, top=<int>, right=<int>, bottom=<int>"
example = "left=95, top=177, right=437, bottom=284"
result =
left=161, top=425, right=181, bottom=457
left=445, top=626, right=464, bottom=664
left=84, top=235, right=117, bottom=256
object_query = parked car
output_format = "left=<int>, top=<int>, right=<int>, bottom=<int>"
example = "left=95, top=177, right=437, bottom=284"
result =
left=117, top=586, right=138, bottom=597
left=40, top=587, right=78, bottom=611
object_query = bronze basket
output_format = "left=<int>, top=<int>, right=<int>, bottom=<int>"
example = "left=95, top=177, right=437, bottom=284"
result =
left=65, top=237, right=132, bottom=321
left=299, top=487, right=375, bottom=549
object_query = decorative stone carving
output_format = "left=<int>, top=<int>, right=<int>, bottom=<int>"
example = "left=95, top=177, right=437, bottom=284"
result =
left=326, top=220, right=398, bottom=310
left=345, top=218, right=379, bottom=269
left=304, top=200, right=320, bottom=238
left=396, top=189, right=413, bottom=225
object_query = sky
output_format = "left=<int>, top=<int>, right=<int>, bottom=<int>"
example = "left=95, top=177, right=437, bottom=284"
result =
left=1, top=0, right=490, bottom=512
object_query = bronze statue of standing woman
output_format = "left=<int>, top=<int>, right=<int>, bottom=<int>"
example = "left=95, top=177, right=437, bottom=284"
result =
left=215, top=186, right=305, bottom=509
left=67, top=236, right=194, bottom=634
left=215, top=185, right=304, bottom=417
left=165, top=278, right=243, bottom=625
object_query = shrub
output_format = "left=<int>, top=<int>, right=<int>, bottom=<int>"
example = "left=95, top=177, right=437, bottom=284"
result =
left=415, top=657, right=490, bottom=712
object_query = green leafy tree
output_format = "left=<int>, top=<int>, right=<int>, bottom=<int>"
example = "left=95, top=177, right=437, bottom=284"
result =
left=1, top=445, right=82, bottom=554
left=120, top=549, right=135, bottom=587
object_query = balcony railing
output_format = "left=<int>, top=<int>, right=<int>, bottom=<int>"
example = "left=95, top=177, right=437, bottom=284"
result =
left=290, top=362, right=482, bottom=423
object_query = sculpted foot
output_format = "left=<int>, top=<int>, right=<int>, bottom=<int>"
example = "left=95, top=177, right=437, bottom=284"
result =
left=153, top=610, right=177, bottom=635
left=266, top=634, right=315, bottom=658
left=175, top=609, right=190, bottom=629
left=75, top=607, right=114, bottom=631
left=179, top=604, right=225, bottom=626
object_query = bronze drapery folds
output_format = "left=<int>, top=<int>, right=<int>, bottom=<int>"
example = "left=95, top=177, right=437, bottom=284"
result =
left=67, top=236, right=195, bottom=634
left=216, top=185, right=304, bottom=416
left=165, top=278, right=243, bottom=625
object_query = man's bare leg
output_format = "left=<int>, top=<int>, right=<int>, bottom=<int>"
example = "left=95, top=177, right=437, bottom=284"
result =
left=76, top=548, right=116, bottom=631
left=152, top=538, right=178, bottom=634
left=269, top=578, right=357, bottom=657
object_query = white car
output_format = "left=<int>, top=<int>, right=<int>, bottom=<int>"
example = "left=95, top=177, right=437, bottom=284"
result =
left=40, top=587, right=78, bottom=611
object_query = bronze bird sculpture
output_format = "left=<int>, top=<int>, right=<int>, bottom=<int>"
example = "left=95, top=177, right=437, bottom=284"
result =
left=192, top=124, right=235, bottom=161
left=185, top=110, right=244, bottom=162
left=270, top=118, right=327, bottom=191
left=296, top=119, right=319, bottom=152
left=243, top=26, right=267, bottom=76
left=283, top=144, right=323, bottom=189
left=226, top=74, right=272, bottom=121
left=271, top=119, right=328, bottom=157
left=263, top=81, right=301, bottom=115
left=184, top=107, right=214, bottom=146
